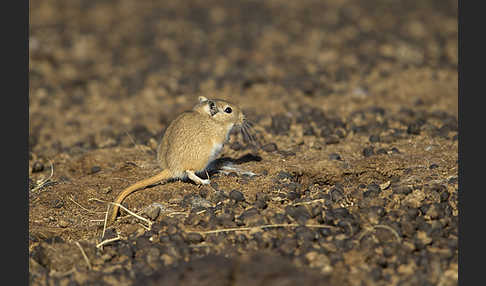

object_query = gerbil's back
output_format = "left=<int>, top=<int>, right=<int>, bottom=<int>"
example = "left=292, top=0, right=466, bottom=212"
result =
left=157, top=111, right=216, bottom=175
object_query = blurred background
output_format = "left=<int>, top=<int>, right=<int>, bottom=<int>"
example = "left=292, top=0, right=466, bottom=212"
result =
left=29, top=0, right=457, bottom=157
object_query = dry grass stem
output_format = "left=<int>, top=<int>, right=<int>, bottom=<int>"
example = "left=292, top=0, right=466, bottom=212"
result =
left=96, top=235, right=122, bottom=249
left=70, top=196, right=106, bottom=214
left=138, top=223, right=151, bottom=231
left=75, top=241, right=92, bottom=270
left=167, top=211, right=190, bottom=217
left=109, top=202, right=153, bottom=229
left=125, top=130, right=150, bottom=155
left=101, top=204, right=110, bottom=241
left=192, top=223, right=336, bottom=235
left=292, top=199, right=326, bottom=206
left=374, top=224, right=402, bottom=243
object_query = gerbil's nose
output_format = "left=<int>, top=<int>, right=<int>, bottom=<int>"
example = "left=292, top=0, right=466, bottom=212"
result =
left=239, top=113, right=245, bottom=123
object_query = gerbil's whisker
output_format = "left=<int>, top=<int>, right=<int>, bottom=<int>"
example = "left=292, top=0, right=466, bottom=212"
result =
left=243, top=120, right=256, bottom=144
left=241, top=121, right=257, bottom=146
left=247, top=129, right=256, bottom=144
left=240, top=125, right=250, bottom=143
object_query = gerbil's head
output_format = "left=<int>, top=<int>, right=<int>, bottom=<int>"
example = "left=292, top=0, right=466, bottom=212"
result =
left=195, top=96, right=256, bottom=145
left=195, top=96, right=245, bottom=126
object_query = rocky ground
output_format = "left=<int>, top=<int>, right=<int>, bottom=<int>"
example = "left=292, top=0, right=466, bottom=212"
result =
left=29, top=0, right=458, bottom=285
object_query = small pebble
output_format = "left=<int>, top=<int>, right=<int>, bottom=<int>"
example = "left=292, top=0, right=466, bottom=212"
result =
left=229, top=190, right=245, bottom=202
left=330, top=187, right=344, bottom=202
left=182, top=195, right=212, bottom=209
left=390, top=147, right=401, bottom=154
left=362, top=147, right=375, bottom=157
left=319, top=228, right=332, bottom=237
left=325, top=135, right=340, bottom=145
left=199, top=188, right=209, bottom=198
left=311, top=205, right=322, bottom=218
left=364, top=183, right=381, bottom=197
left=90, top=166, right=101, bottom=174
left=303, top=124, right=316, bottom=136
left=278, top=150, right=296, bottom=156
left=369, top=134, right=380, bottom=143
left=185, top=232, right=204, bottom=244
left=285, top=205, right=311, bottom=224
left=393, top=184, right=413, bottom=195
left=271, top=213, right=287, bottom=224
left=320, top=127, right=332, bottom=137
left=425, top=204, right=441, bottom=219
left=59, top=175, right=71, bottom=182
left=58, top=220, right=69, bottom=228
left=379, top=181, right=391, bottom=190
left=32, top=161, right=44, bottom=173
left=238, top=208, right=263, bottom=226
left=335, top=128, right=346, bottom=138
left=210, top=181, right=220, bottom=191
left=407, top=123, right=421, bottom=135
left=333, top=207, right=350, bottom=218
left=287, top=191, right=299, bottom=201
left=143, top=205, right=161, bottom=220
left=429, top=163, right=439, bottom=169
left=102, top=186, right=113, bottom=194
left=254, top=199, right=267, bottom=209
left=276, top=171, right=293, bottom=181
left=414, top=99, right=425, bottom=106
left=440, top=191, right=450, bottom=202
left=376, top=148, right=387, bottom=155
left=328, top=153, right=342, bottom=161
left=419, top=204, right=430, bottom=215
left=261, top=143, right=278, bottom=152
left=406, top=207, right=419, bottom=218
left=51, top=199, right=64, bottom=209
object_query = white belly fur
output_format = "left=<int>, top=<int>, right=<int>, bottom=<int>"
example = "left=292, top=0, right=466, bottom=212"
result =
left=209, top=143, right=223, bottom=162
left=208, top=124, right=233, bottom=163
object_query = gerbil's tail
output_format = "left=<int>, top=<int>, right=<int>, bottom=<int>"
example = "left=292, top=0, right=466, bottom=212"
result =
left=109, top=169, right=171, bottom=223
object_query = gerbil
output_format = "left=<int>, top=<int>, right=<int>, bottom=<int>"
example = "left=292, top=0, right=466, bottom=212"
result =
left=109, top=96, right=252, bottom=222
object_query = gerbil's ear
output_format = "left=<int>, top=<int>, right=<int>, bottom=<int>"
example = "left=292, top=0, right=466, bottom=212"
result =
left=198, top=96, right=208, bottom=103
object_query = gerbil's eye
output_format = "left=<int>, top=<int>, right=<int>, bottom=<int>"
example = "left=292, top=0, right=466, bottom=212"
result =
left=224, top=107, right=232, bottom=114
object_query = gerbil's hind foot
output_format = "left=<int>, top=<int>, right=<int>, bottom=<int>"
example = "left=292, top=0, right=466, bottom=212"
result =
left=186, top=170, right=211, bottom=185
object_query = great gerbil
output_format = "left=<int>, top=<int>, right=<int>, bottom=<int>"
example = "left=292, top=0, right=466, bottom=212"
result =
left=109, top=96, right=253, bottom=222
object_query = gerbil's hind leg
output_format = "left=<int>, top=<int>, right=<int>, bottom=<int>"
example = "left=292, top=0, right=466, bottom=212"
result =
left=186, top=170, right=210, bottom=185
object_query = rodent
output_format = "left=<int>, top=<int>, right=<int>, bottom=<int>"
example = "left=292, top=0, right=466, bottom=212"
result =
left=109, top=96, right=251, bottom=223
